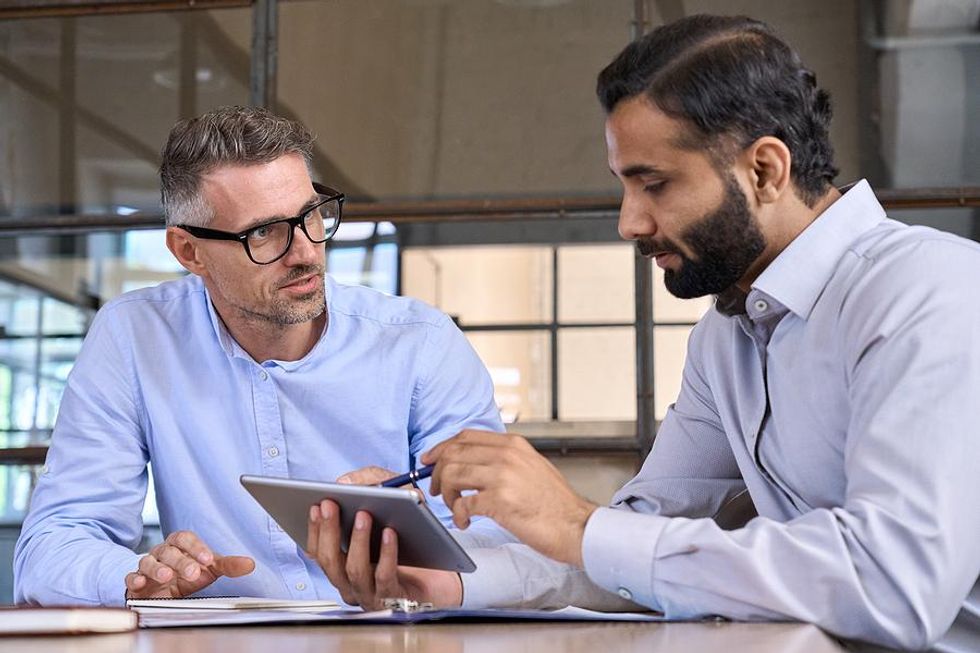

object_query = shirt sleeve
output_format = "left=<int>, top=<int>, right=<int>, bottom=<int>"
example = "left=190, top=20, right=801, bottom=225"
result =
left=14, top=308, right=147, bottom=606
left=460, top=542, right=643, bottom=611
left=462, top=317, right=746, bottom=610
left=609, top=315, right=746, bottom=519
left=407, top=313, right=506, bottom=529
left=581, top=239, right=980, bottom=651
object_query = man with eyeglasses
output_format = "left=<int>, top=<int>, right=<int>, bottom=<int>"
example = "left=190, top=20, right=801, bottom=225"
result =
left=14, top=106, right=503, bottom=606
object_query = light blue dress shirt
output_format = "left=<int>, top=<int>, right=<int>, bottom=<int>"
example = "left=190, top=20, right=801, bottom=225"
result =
left=461, top=181, right=980, bottom=652
left=14, top=274, right=503, bottom=607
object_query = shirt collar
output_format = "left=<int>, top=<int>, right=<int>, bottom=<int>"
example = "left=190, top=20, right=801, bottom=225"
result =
left=750, top=179, right=886, bottom=321
left=203, top=284, right=248, bottom=360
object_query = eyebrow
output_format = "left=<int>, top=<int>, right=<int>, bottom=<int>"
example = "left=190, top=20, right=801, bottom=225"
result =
left=613, top=164, right=667, bottom=179
left=239, top=192, right=321, bottom=232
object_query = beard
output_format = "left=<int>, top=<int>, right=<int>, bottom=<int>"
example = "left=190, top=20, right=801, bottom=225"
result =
left=638, top=173, right=766, bottom=299
left=212, top=263, right=326, bottom=327
left=266, top=264, right=327, bottom=325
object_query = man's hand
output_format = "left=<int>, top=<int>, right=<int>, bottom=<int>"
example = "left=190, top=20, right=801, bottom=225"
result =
left=125, top=530, right=255, bottom=599
left=422, top=430, right=598, bottom=567
left=306, top=500, right=463, bottom=610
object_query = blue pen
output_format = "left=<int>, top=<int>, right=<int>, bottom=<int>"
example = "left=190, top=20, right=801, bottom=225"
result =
left=380, top=464, right=434, bottom=488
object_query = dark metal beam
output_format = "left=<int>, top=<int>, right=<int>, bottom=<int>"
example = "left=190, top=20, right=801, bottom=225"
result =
left=532, top=437, right=642, bottom=456
left=0, top=188, right=977, bottom=236
left=0, top=0, right=250, bottom=20
left=0, top=446, right=47, bottom=465
left=0, top=439, right=648, bottom=465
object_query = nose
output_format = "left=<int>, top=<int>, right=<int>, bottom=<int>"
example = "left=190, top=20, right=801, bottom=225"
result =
left=281, top=223, right=322, bottom=266
left=617, top=191, right=655, bottom=242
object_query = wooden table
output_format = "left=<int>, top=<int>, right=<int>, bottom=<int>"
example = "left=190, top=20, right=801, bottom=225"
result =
left=4, top=621, right=847, bottom=652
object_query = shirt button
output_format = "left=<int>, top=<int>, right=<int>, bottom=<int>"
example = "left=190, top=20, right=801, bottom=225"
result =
left=259, top=370, right=269, bottom=381
left=617, top=587, right=633, bottom=601
left=753, top=299, right=769, bottom=313
left=268, top=446, right=280, bottom=458
left=295, top=582, right=306, bottom=591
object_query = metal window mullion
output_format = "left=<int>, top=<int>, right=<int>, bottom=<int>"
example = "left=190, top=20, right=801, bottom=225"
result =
left=178, top=13, right=199, bottom=119
left=550, top=245, right=559, bottom=421
left=457, top=320, right=696, bottom=333
left=58, top=17, right=77, bottom=215
left=630, top=0, right=657, bottom=463
left=634, top=250, right=655, bottom=460
left=31, top=296, right=44, bottom=439
left=250, top=0, right=278, bottom=109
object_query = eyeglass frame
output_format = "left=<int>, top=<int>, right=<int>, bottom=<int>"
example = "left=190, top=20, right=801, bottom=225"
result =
left=174, top=182, right=345, bottom=265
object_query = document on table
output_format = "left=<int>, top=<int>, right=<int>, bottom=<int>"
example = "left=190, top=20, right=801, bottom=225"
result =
left=127, top=596, right=341, bottom=612
left=133, top=603, right=665, bottom=629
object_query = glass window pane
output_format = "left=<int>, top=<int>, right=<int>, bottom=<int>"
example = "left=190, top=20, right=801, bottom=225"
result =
left=0, top=466, right=34, bottom=524
left=401, top=246, right=552, bottom=326
left=42, top=298, right=87, bottom=336
left=0, top=9, right=250, bottom=219
left=654, top=325, right=693, bottom=421
left=464, top=330, right=551, bottom=424
left=549, top=455, right=637, bottom=505
left=124, top=231, right=185, bottom=274
left=38, top=336, right=81, bottom=430
left=277, top=0, right=633, bottom=200
left=558, top=327, right=635, bottom=422
left=327, top=243, right=398, bottom=295
left=558, top=244, right=634, bottom=324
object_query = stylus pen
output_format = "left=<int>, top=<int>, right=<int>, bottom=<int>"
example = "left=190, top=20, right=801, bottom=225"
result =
left=380, top=464, right=434, bottom=488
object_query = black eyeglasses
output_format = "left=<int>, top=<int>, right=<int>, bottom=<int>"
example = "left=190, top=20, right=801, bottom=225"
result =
left=176, top=182, right=345, bottom=265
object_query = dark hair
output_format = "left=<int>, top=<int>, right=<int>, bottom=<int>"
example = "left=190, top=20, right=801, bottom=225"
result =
left=160, top=105, right=315, bottom=226
left=597, top=15, right=838, bottom=206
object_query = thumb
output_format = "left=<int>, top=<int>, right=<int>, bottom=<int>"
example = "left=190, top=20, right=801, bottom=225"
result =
left=337, top=466, right=396, bottom=486
left=212, top=555, right=256, bottom=578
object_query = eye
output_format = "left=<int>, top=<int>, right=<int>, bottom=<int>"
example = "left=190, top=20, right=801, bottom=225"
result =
left=643, top=181, right=667, bottom=195
left=248, top=224, right=272, bottom=240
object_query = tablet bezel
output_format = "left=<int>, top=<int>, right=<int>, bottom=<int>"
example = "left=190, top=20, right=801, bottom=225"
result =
left=240, top=474, right=476, bottom=573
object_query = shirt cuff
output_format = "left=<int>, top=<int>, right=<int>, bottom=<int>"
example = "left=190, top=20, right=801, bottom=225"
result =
left=97, top=547, right=142, bottom=607
left=459, top=547, right=526, bottom=609
left=581, top=506, right=669, bottom=611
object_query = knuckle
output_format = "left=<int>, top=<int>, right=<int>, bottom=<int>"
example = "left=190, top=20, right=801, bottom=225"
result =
left=345, top=561, right=362, bottom=584
left=169, top=530, right=191, bottom=548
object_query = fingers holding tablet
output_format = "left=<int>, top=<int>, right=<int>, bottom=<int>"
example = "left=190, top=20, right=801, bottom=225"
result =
left=306, top=499, right=357, bottom=605
left=304, top=501, right=460, bottom=610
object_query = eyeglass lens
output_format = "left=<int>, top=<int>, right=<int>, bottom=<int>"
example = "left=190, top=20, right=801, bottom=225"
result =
left=245, top=198, right=341, bottom=263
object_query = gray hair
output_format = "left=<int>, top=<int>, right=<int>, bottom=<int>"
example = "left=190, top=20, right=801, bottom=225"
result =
left=159, top=105, right=315, bottom=227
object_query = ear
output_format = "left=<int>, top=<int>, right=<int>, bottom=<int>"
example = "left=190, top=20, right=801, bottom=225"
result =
left=741, top=136, right=792, bottom=205
left=166, top=227, right=207, bottom=277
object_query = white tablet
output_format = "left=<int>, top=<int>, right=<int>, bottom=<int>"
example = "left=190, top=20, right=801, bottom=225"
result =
left=240, top=475, right=476, bottom=573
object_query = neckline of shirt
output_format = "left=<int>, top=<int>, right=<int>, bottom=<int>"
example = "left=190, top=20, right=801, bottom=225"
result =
left=201, top=275, right=332, bottom=371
